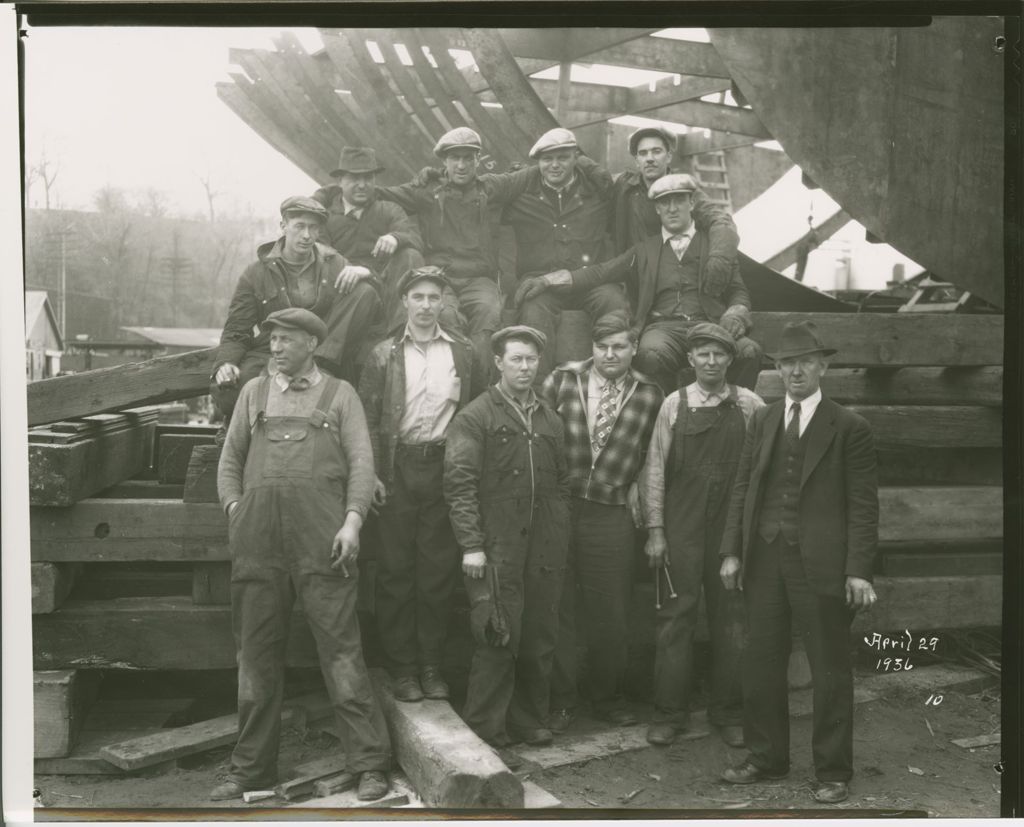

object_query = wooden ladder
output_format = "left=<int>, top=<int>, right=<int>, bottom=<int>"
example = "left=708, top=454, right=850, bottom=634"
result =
left=692, top=149, right=732, bottom=210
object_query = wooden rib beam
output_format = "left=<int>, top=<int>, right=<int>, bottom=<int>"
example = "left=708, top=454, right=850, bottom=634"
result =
left=849, top=406, right=1002, bottom=448
left=438, top=27, right=658, bottom=63
left=371, top=29, right=451, bottom=139
left=638, top=99, right=770, bottom=139
left=400, top=29, right=474, bottom=136
left=763, top=210, right=852, bottom=273
left=879, top=487, right=1001, bottom=543
left=677, top=130, right=763, bottom=156
left=584, top=37, right=730, bottom=77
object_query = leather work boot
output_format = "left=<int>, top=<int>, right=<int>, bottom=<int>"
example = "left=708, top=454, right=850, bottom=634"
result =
left=509, top=727, right=553, bottom=746
left=646, top=722, right=678, bottom=745
left=392, top=675, right=424, bottom=702
left=721, top=759, right=789, bottom=784
left=419, top=665, right=450, bottom=700
left=209, top=780, right=248, bottom=801
left=357, top=770, right=390, bottom=801
left=813, top=781, right=849, bottom=803
left=602, top=708, right=638, bottom=727
left=719, top=724, right=746, bottom=748
left=547, top=708, right=575, bottom=733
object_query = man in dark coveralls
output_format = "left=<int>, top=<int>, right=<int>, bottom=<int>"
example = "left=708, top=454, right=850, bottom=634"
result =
left=214, top=307, right=391, bottom=802
left=444, top=325, right=571, bottom=748
left=640, top=323, right=764, bottom=748
left=718, top=321, right=879, bottom=804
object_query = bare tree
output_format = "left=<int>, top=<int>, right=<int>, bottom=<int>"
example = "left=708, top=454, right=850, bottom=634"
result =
left=197, top=171, right=219, bottom=224
left=136, top=187, right=170, bottom=218
left=27, top=152, right=60, bottom=210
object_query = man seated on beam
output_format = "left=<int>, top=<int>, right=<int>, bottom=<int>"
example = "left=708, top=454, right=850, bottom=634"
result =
left=516, top=173, right=763, bottom=394
left=211, top=196, right=383, bottom=424
left=214, top=307, right=391, bottom=803
left=312, top=146, right=425, bottom=324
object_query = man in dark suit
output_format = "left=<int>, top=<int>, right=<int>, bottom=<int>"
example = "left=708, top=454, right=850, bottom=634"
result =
left=717, top=321, right=879, bottom=805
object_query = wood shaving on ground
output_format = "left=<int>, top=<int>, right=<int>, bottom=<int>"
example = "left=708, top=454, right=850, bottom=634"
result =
left=584, top=798, right=600, bottom=807
left=648, top=773, right=661, bottom=782
left=620, top=787, right=645, bottom=803
left=908, top=766, right=925, bottom=776
left=925, top=718, right=935, bottom=737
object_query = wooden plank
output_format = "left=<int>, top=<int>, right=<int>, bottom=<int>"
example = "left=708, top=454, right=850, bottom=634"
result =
left=952, top=733, right=1000, bottom=749
left=192, top=562, right=232, bottom=605
left=677, top=131, right=761, bottom=156
left=763, top=210, right=853, bottom=273
left=183, top=444, right=223, bottom=503
left=100, top=707, right=299, bottom=771
left=35, top=726, right=177, bottom=776
left=847, top=406, right=1001, bottom=448
left=584, top=37, right=730, bottom=77
left=755, top=366, right=1003, bottom=407
left=29, top=421, right=156, bottom=506
left=74, top=564, right=192, bottom=600
left=512, top=725, right=649, bottom=770
left=27, top=347, right=217, bottom=427
left=34, top=671, right=100, bottom=759
left=371, top=669, right=524, bottom=807
left=563, top=76, right=734, bottom=128
left=877, top=447, right=1001, bottom=487
left=97, top=479, right=185, bottom=499
left=275, top=757, right=350, bottom=801
left=878, top=487, right=1002, bottom=543
left=638, top=100, right=770, bottom=139
left=851, top=575, right=1002, bottom=631
left=880, top=549, right=1002, bottom=577
left=371, top=30, right=450, bottom=138
left=32, top=597, right=321, bottom=670
left=32, top=562, right=82, bottom=614
left=157, top=432, right=216, bottom=484
left=31, top=499, right=228, bottom=563
left=749, top=312, right=1003, bottom=367
left=312, top=771, right=359, bottom=798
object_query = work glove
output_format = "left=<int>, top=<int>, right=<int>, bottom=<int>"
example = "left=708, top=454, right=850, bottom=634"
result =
left=719, top=305, right=752, bottom=339
left=513, top=270, right=571, bottom=307
left=703, top=255, right=735, bottom=299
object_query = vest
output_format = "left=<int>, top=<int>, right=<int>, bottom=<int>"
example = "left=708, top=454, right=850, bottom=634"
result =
left=757, top=421, right=807, bottom=544
left=651, top=236, right=707, bottom=318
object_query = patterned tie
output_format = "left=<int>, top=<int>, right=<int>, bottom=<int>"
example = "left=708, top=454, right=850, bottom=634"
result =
left=591, top=380, right=619, bottom=454
left=786, top=401, right=801, bottom=442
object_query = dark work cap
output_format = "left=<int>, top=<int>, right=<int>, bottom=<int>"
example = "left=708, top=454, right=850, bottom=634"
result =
left=686, top=322, right=737, bottom=355
left=262, top=308, right=328, bottom=342
left=628, top=125, right=678, bottom=156
left=491, top=325, right=547, bottom=354
left=279, top=196, right=328, bottom=223
left=398, top=266, right=450, bottom=295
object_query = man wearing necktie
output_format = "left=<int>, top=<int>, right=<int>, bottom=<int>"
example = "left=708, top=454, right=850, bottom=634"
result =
left=539, top=310, right=663, bottom=731
left=717, top=321, right=879, bottom=805
left=518, top=173, right=763, bottom=394
left=640, top=323, right=765, bottom=749
left=215, top=307, right=392, bottom=803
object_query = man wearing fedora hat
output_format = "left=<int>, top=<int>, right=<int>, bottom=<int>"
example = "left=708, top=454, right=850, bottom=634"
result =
left=313, top=146, right=424, bottom=322
left=717, top=320, right=879, bottom=804
left=358, top=266, right=485, bottom=704
left=212, top=196, right=383, bottom=422
left=215, top=307, right=392, bottom=803
left=640, top=322, right=764, bottom=749
left=444, top=324, right=570, bottom=748
left=518, top=173, right=762, bottom=393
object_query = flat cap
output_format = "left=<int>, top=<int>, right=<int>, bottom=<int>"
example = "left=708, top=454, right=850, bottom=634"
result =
left=529, top=127, right=578, bottom=159
left=686, top=322, right=737, bottom=355
left=628, top=125, right=677, bottom=156
left=280, top=196, right=328, bottom=223
left=434, top=127, right=482, bottom=157
left=398, top=265, right=450, bottom=295
left=491, top=324, right=547, bottom=354
left=648, top=173, right=699, bottom=201
left=262, top=308, right=328, bottom=343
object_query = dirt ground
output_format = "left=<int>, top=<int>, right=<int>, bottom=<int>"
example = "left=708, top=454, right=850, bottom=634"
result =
left=34, top=672, right=1001, bottom=818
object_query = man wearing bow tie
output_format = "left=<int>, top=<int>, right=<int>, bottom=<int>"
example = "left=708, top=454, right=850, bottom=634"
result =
left=718, top=321, right=879, bottom=805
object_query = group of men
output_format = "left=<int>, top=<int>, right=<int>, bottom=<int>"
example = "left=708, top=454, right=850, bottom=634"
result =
left=211, top=122, right=880, bottom=808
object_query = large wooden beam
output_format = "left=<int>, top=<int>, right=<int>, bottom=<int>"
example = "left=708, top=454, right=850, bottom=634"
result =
left=763, top=209, right=852, bottom=273
left=677, top=130, right=762, bottom=156
left=370, top=29, right=450, bottom=139
left=27, top=347, right=217, bottom=427
left=372, top=670, right=524, bottom=807
left=749, top=313, right=1003, bottom=367
left=878, top=487, right=1002, bottom=543
left=877, top=447, right=1001, bottom=487
left=638, top=99, right=770, bottom=139
left=851, top=406, right=1001, bottom=448
left=584, top=37, right=730, bottom=77
left=32, top=563, right=82, bottom=615
left=855, top=575, right=1002, bottom=631
left=438, top=27, right=658, bottom=63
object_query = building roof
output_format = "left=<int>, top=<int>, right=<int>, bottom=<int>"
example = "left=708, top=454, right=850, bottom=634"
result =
left=25, top=290, right=63, bottom=350
left=121, top=326, right=222, bottom=348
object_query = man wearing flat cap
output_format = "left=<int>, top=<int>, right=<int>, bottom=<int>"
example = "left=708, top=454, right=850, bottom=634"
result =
left=358, top=266, right=485, bottom=704
left=504, top=127, right=629, bottom=380
left=718, top=321, right=879, bottom=805
left=215, top=307, right=392, bottom=803
left=640, top=322, right=764, bottom=749
left=374, top=128, right=539, bottom=376
left=312, top=146, right=425, bottom=320
left=444, top=324, right=571, bottom=748
left=520, top=173, right=762, bottom=394
left=212, top=196, right=383, bottom=422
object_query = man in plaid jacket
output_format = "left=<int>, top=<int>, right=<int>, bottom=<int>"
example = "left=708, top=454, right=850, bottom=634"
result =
left=539, top=310, right=664, bottom=729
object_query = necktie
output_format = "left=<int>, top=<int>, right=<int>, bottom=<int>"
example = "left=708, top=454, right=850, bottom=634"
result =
left=786, top=401, right=801, bottom=442
left=288, top=376, right=312, bottom=392
left=670, top=234, right=689, bottom=260
left=591, top=380, right=618, bottom=454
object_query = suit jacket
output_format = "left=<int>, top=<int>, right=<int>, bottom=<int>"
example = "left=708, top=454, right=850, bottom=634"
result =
left=718, top=395, right=879, bottom=596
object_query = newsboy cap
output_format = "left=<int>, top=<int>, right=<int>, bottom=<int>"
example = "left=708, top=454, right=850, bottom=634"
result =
left=262, top=308, right=328, bottom=343
left=628, top=125, right=677, bottom=156
left=398, top=265, right=450, bottom=296
left=280, top=196, right=328, bottom=223
left=529, top=127, right=578, bottom=159
left=491, top=324, right=547, bottom=354
left=768, top=320, right=837, bottom=360
left=330, top=146, right=385, bottom=177
left=434, top=127, right=483, bottom=157
left=648, top=173, right=699, bottom=201
left=686, top=322, right=737, bottom=356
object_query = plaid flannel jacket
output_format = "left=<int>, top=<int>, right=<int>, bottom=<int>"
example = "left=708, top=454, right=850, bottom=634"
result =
left=539, top=358, right=664, bottom=505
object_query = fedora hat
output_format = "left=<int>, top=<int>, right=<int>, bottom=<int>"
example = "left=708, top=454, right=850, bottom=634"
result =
left=330, top=146, right=385, bottom=177
left=768, top=320, right=837, bottom=360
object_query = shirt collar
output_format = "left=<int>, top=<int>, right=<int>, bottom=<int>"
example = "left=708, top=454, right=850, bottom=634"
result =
left=690, top=381, right=728, bottom=405
left=496, top=382, right=539, bottom=413
left=267, top=238, right=318, bottom=265
left=402, top=323, right=454, bottom=345
left=785, top=387, right=822, bottom=411
left=662, top=223, right=696, bottom=244
left=543, top=172, right=578, bottom=196
left=341, top=197, right=364, bottom=218
left=592, top=369, right=623, bottom=392
left=271, top=363, right=322, bottom=392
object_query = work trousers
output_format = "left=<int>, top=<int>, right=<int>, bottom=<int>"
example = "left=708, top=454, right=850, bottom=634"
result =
left=551, top=498, right=636, bottom=714
left=742, top=535, right=855, bottom=781
left=519, top=284, right=629, bottom=381
left=633, top=319, right=763, bottom=394
left=375, top=444, right=460, bottom=677
left=212, top=281, right=383, bottom=420
left=229, top=571, right=391, bottom=787
left=441, top=276, right=503, bottom=383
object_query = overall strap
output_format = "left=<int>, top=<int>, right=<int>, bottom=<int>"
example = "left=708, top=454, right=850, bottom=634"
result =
left=254, top=376, right=273, bottom=425
left=308, top=376, right=341, bottom=429
left=667, top=394, right=692, bottom=484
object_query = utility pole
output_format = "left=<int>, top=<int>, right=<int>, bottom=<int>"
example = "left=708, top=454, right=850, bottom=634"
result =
left=160, top=229, right=192, bottom=327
